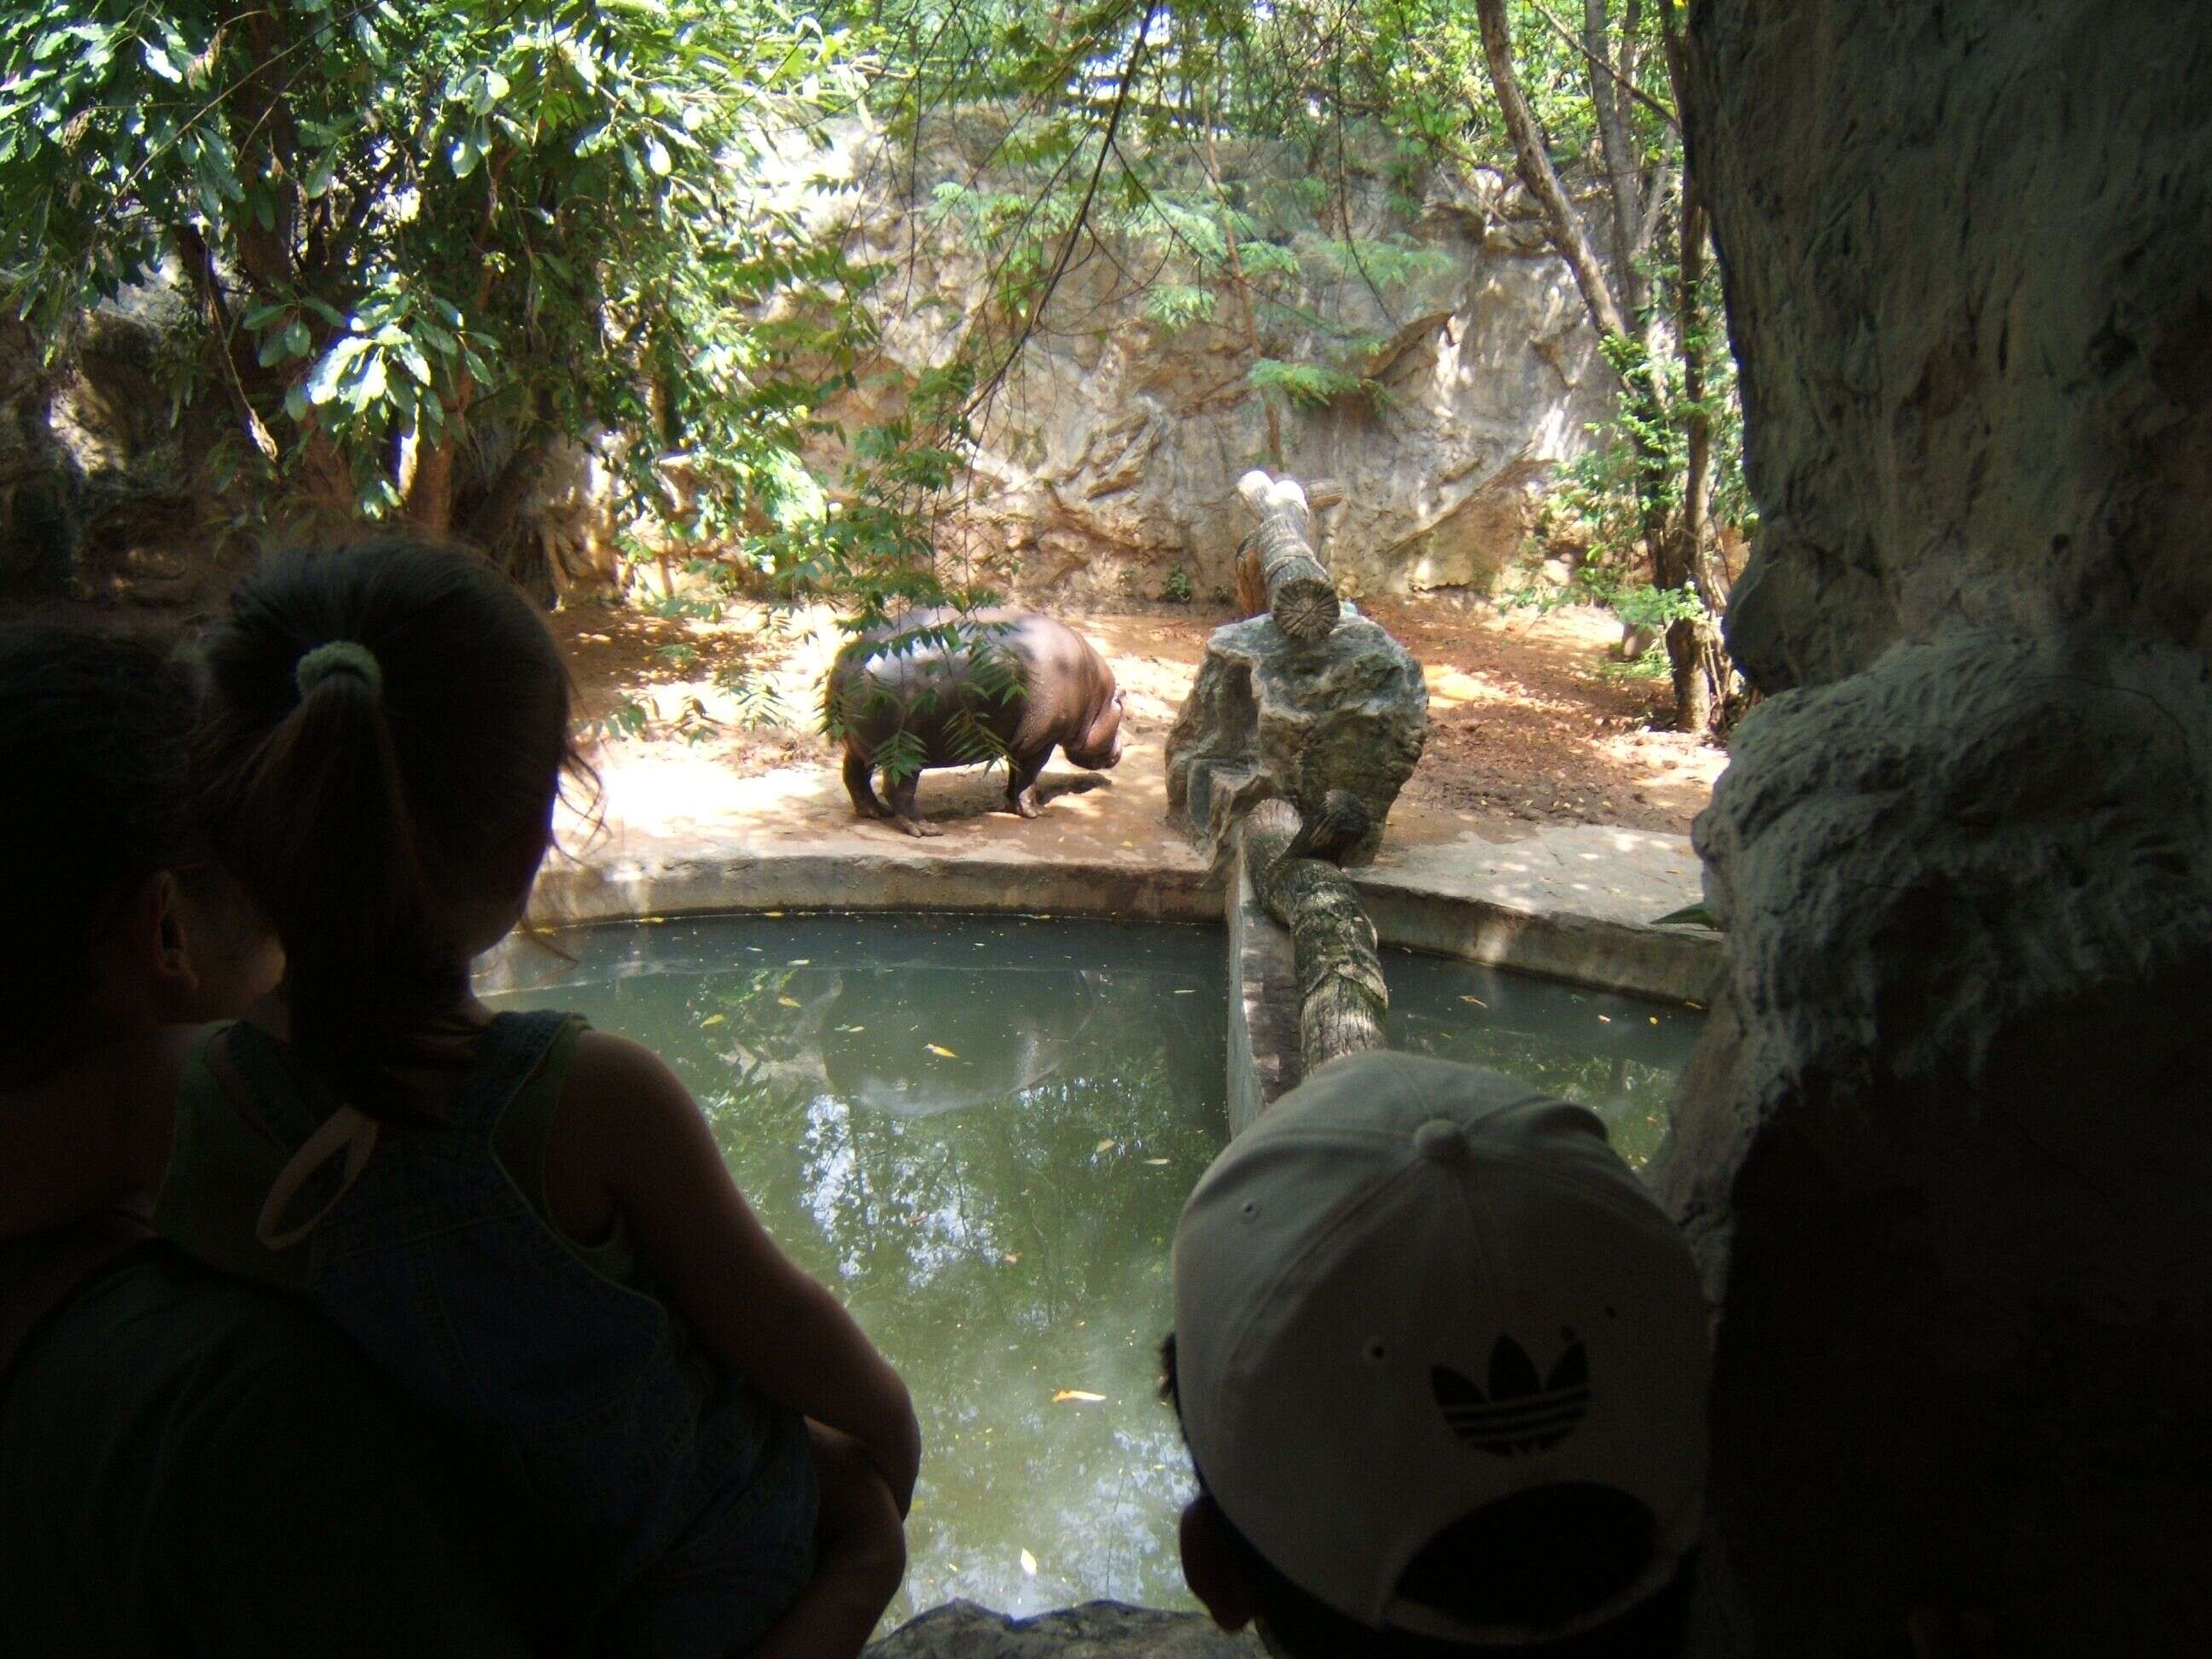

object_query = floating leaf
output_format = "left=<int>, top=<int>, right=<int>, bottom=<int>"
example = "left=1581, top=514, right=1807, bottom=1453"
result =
left=762, top=911, right=784, bottom=918
left=788, top=958, right=810, bottom=966
left=925, top=1044, right=958, bottom=1058
left=1173, top=988, right=1196, bottom=995
left=777, top=996, right=802, bottom=1008
left=1458, top=995, right=1487, bottom=1007
left=1094, top=1139, right=1115, bottom=1154
left=1598, top=1015, right=1612, bottom=1023
left=1019, top=1549, right=1038, bottom=1576
left=1145, top=1157, right=1171, bottom=1166
left=1052, top=1389, right=1105, bottom=1404
left=700, top=1014, right=725, bottom=1028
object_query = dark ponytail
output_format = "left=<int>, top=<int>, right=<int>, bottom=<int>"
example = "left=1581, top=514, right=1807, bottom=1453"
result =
left=196, top=539, right=587, bottom=1117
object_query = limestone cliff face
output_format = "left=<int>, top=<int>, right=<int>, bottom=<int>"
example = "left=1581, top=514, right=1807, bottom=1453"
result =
left=1687, top=2, right=2212, bottom=691
left=808, top=119, right=1617, bottom=601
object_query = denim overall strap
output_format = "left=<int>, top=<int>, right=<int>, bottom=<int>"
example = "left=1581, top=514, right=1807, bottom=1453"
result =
left=440, top=1011, right=579, bottom=1142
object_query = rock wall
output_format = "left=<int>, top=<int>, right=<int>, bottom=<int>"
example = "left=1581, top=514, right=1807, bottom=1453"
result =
left=865, top=1600, right=1247, bottom=1658
left=1671, top=4, right=2212, bottom=1651
left=811, top=119, right=1617, bottom=602
left=1689, top=2, right=2212, bottom=691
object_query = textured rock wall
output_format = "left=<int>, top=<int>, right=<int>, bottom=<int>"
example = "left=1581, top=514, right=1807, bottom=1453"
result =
left=1656, top=631, right=2212, bottom=1652
left=1689, top=3, right=2212, bottom=692
left=865, top=1600, right=1248, bottom=1658
left=1672, top=4, right=2212, bottom=1650
left=808, top=120, right=1617, bottom=602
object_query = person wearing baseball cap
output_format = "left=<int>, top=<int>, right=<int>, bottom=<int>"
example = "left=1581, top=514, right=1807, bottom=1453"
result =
left=1163, top=1051, right=1709, bottom=1656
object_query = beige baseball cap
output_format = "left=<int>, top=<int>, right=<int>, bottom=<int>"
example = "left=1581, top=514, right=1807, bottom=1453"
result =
left=1172, top=1051, right=1709, bottom=1645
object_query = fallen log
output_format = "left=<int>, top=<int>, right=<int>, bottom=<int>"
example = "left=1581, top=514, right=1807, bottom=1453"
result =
left=1240, top=792, right=1387, bottom=1074
left=1237, top=469, right=1341, bottom=641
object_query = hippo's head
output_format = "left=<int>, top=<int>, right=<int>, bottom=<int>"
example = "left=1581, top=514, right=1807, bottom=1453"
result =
left=1065, top=683, right=1126, bottom=771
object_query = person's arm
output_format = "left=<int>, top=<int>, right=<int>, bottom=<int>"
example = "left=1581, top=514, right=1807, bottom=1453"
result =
left=559, top=1031, right=922, bottom=1511
left=0, top=1028, right=189, bottom=1239
left=156, top=1301, right=542, bottom=1658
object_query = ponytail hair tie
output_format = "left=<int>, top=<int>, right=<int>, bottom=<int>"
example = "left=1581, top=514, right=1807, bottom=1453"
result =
left=294, top=640, right=383, bottom=699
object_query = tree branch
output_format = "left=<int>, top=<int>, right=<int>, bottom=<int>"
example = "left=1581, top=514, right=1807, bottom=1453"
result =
left=1470, top=0, right=1630, bottom=341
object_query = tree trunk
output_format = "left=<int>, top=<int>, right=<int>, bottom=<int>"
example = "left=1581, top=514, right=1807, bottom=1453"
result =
left=1196, top=74, right=1282, bottom=469
left=1584, top=0, right=1648, bottom=323
left=1240, top=795, right=1388, bottom=1075
left=1473, top=0, right=1633, bottom=343
left=405, top=436, right=457, bottom=535
left=1237, top=471, right=1339, bottom=639
left=1476, top=0, right=1691, bottom=728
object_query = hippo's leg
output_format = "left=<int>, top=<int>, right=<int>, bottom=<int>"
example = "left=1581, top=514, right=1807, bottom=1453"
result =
left=843, top=752, right=894, bottom=820
left=887, top=768, right=942, bottom=837
left=1005, top=749, right=1048, bottom=818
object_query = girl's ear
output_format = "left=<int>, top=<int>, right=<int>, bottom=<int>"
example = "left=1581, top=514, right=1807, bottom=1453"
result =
left=1179, top=1493, right=1258, bottom=1633
left=139, top=870, right=203, bottom=1022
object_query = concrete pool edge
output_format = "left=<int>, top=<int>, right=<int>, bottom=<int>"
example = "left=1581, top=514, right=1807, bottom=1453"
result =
left=529, top=838, right=1725, bottom=1006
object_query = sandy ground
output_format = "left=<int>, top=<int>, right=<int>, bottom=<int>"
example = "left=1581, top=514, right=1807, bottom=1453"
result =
left=550, top=592, right=1726, bottom=854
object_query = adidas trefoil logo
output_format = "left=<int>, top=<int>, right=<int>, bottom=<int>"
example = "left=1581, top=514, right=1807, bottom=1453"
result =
left=1432, top=1334, right=1590, bottom=1457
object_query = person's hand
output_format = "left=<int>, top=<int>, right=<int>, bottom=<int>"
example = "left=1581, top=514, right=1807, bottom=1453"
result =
left=1907, top=1607, right=2000, bottom=1659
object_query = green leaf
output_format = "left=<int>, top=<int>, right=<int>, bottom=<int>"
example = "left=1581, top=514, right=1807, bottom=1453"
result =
left=1651, top=904, right=1720, bottom=930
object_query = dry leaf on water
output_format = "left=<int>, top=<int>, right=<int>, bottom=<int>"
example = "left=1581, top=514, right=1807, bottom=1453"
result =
left=1458, top=995, right=1487, bottom=1007
left=926, top=1044, right=958, bottom=1058
left=777, top=997, right=802, bottom=1008
left=699, top=1014, right=726, bottom=1028
left=1094, top=1139, right=1115, bottom=1154
left=1019, top=1549, right=1038, bottom=1576
left=1053, top=1389, right=1105, bottom=1404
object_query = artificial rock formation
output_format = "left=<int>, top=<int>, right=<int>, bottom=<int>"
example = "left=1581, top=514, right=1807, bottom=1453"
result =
left=794, top=116, right=1620, bottom=602
left=1164, top=609, right=1427, bottom=866
left=1656, top=629, right=2212, bottom=1653
left=865, top=1601, right=1248, bottom=1658
left=1686, top=3, right=2212, bottom=693
left=1669, top=7, right=2212, bottom=1649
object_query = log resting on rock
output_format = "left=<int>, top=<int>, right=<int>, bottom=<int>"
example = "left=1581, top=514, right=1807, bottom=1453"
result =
left=1237, top=469, right=1340, bottom=641
left=1239, top=793, right=1387, bottom=1074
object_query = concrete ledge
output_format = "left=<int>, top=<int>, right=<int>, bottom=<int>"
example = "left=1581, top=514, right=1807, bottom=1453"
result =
left=536, top=847, right=1224, bottom=928
left=1353, top=881, right=1723, bottom=1005
left=529, top=756, right=1720, bottom=1006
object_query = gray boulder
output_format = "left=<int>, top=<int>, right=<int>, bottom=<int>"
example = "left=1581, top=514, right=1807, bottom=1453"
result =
left=1164, top=608, right=1428, bottom=865
left=1656, top=626, right=2212, bottom=1654
left=867, top=1601, right=1254, bottom=1658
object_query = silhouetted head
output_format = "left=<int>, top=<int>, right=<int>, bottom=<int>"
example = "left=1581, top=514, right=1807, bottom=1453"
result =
left=194, top=538, right=586, bottom=1115
left=1166, top=1053, right=1708, bottom=1657
left=0, top=626, right=276, bottom=1079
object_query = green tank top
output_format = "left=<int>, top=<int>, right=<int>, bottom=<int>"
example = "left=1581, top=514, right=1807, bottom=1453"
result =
left=155, top=1014, right=643, bottom=1296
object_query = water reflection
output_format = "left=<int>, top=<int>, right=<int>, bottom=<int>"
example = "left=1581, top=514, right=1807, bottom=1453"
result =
left=477, top=913, right=1698, bottom=1627
left=1384, top=952, right=1700, bottom=1166
left=482, top=914, right=1226, bottom=1627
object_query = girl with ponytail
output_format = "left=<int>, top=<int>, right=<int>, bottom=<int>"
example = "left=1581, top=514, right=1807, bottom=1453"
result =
left=157, top=539, right=917, bottom=1658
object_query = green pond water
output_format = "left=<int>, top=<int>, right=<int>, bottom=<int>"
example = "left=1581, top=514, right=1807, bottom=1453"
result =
left=480, top=911, right=1698, bottom=1627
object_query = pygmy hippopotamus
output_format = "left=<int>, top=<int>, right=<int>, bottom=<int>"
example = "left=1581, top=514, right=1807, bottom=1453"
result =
left=825, top=608, right=1124, bottom=836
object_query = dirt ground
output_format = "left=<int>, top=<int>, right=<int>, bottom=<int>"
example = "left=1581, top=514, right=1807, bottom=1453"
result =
left=550, top=591, right=1725, bottom=840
